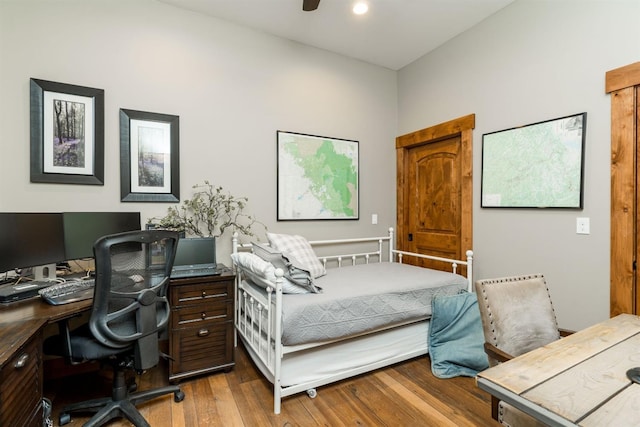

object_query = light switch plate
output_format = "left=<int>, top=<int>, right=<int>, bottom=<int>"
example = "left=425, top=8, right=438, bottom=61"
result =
left=576, top=217, right=590, bottom=234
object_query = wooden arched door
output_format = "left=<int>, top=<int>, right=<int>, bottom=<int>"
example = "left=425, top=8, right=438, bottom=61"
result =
left=396, top=114, right=474, bottom=275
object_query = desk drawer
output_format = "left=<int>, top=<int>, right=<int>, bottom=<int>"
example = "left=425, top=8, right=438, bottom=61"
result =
left=171, top=300, right=233, bottom=329
left=170, top=281, right=231, bottom=307
left=169, top=321, right=234, bottom=380
left=0, top=330, right=43, bottom=427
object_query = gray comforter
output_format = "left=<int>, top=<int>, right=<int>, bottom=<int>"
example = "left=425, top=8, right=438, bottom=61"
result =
left=275, top=262, right=468, bottom=346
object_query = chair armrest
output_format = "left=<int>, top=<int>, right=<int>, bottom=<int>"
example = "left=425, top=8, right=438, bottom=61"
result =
left=56, top=319, right=86, bottom=365
left=484, top=342, right=513, bottom=363
left=56, top=320, right=73, bottom=359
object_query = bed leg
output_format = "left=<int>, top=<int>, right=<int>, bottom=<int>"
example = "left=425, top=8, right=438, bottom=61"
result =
left=274, top=394, right=281, bottom=415
left=307, top=388, right=317, bottom=399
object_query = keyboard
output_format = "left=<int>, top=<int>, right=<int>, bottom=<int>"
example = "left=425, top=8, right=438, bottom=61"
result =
left=38, top=279, right=95, bottom=305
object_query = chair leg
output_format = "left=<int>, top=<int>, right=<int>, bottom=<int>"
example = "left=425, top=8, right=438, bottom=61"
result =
left=60, top=396, right=113, bottom=416
left=129, top=384, right=183, bottom=407
left=84, top=400, right=149, bottom=427
left=59, top=365, right=184, bottom=427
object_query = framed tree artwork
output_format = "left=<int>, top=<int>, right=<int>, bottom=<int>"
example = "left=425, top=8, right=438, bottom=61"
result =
left=120, top=109, right=180, bottom=202
left=30, top=78, right=105, bottom=185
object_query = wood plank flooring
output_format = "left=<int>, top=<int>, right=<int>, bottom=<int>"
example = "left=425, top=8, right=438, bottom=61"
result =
left=44, top=343, right=497, bottom=426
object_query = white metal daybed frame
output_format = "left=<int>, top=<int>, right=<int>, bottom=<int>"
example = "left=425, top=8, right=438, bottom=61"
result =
left=231, top=227, right=473, bottom=414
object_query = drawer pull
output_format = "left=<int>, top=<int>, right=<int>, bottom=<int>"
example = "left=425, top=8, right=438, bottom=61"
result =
left=201, top=312, right=206, bottom=319
left=202, top=291, right=207, bottom=298
left=198, top=329, right=210, bottom=337
left=14, top=353, right=29, bottom=369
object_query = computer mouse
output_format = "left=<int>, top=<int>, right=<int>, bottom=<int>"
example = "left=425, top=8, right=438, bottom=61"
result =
left=626, top=367, right=640, bottom=384
left=129, top=274, right=144, bottom=283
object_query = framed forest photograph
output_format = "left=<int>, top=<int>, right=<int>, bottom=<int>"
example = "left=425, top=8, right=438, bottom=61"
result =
left=30, top=78, right=105, bottom=185
left=120, top=109, right=180, bottom=202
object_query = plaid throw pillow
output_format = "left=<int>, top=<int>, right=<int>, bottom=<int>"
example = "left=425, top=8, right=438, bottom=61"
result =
left=266, top=232, right=326, bottom=279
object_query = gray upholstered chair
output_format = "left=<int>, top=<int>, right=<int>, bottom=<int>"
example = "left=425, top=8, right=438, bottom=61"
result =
left=475, top=274, right=572, bottom=427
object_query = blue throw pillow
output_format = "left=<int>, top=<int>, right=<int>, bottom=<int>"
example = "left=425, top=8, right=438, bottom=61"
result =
left=428, top=291, right=489, bottom=378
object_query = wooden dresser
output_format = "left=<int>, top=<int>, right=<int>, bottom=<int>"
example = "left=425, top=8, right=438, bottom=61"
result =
left=168, top=266, right=235, bottom=382
left=0, top=318, right=44, bottom=427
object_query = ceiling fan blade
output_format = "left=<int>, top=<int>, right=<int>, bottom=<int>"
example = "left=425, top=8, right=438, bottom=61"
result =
left=302, top=0, right=320, bottom=12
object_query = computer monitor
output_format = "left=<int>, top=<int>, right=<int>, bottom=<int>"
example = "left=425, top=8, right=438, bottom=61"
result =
left=0, top=213, right=66, bottom=275
left=62, top=212, right=141, bottom=260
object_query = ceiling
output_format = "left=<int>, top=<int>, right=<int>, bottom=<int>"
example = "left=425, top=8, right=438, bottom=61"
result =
left=158, top=0, right=515, bottom=70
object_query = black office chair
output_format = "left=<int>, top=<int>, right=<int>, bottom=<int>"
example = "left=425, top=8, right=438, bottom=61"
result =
left=44, top=230, right=185, bottom=427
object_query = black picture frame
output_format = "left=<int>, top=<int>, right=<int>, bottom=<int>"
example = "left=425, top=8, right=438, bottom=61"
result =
left=277, top=130, right=359, bottom=220
left=120, top=109, right=180, bottom=202
left=481, top=112, right=587, bottom=209
left=30, top=78, right=105, bottom=185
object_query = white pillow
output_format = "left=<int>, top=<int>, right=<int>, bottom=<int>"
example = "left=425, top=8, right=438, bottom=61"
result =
left=267, top=232, right=326, bottom=279
left=230, top=252, right=314, bottom=294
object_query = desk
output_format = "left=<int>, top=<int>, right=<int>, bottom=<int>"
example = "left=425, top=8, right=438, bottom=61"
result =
left=476, top=313, right=640, bottom=427
left=0, top=297, right=91, bottom=426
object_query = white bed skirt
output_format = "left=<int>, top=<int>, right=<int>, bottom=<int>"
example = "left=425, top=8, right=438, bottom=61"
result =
left=241, top=320, right=430, bottom=388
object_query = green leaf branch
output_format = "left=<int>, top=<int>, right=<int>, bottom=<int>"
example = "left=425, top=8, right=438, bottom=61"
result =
left=149, top=181, right=264, bottom=238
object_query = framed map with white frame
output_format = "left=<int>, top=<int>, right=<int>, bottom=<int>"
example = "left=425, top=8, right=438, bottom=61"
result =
left=277, top=131, right=359, bottom=220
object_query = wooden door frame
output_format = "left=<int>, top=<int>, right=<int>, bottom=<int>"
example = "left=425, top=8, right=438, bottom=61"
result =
left=395, top=114, right=475, bottom=255
left=607, top=62, right=640, bottom=316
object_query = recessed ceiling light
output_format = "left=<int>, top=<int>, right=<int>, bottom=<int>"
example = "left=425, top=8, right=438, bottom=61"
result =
left=353, top=1, right=369, bottom=15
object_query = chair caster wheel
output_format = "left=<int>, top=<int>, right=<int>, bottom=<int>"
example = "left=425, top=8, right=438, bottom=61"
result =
left=59, top=413, right=71, bottom=425
left=307, top=388, right=317, bottom=398
left=174, top=390, right=185, bottom=402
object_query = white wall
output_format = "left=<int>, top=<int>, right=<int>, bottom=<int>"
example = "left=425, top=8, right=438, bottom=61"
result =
left=0, top=0, right=398, bottom=260
left=398, top=0, right=640, bottom=330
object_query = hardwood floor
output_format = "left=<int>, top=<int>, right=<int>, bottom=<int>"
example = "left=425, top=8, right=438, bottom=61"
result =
left=44, top=343, right=498, bottom=426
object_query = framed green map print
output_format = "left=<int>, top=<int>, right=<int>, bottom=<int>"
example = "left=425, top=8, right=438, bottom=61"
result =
left=277, top=131, right=359, bottom=220
left=481, top=112, right=586, bottom=209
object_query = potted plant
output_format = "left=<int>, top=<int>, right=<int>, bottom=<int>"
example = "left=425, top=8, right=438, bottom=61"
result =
left=149, top=180, right=263, bottom=240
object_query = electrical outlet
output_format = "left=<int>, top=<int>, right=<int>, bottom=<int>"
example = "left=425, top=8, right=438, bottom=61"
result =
left=371, top=214, right=378, bottom=225
left=576, top=217, right=590, bottom=234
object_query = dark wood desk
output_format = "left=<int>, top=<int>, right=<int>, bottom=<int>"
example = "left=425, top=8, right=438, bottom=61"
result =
left=0, top=297, right=91, bottom=426
left=0, top=295, right=91, bottom=324
left=477, top=314, right=640, bottom=426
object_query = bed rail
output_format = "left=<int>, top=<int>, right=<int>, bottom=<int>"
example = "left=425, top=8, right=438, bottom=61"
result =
left=232, top=227, right=394, bottom=264
left=392, top=249, right=474, bottom=292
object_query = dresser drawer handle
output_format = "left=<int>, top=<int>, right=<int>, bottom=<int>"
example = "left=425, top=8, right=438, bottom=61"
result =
left=201, top=312, right=206, bottom=319
left=14, top=353, right=29, bottom=369
left=201, top=291, right=207, bottom=298
left=198, top=329, right=209, bottom=337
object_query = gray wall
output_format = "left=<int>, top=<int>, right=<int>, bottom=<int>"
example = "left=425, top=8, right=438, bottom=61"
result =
left=2, top=0, right=639, bottom=330
left=0, top=0, right=398, bottom=259
left=398, top=0, right=640, bottom=330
